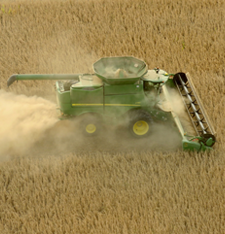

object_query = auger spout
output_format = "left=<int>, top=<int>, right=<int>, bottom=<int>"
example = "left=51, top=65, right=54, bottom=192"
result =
left=7, top=74, right=82, bottom=87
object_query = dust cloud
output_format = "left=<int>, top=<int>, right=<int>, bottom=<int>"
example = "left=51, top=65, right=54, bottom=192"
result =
left=161, top=87, right=196, bottom=136
left=32, top=114, right=182, bottom=157
left=0, top=89, right=184, bottom=160
left=0, top=90, right=59, bottom=159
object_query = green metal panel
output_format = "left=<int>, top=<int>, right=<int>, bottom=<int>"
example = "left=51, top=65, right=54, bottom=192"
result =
left=56, top=87, right=104, bottom=116
left=104, top=80, right=148, bottom=116
left=182, top=139, right=201, bottom=151
left=104, top=82, right=142, bottom=95
left=69, top=107, right=104, bottom=116
left=73, top=74, right=103, bottom=88
left=56, top=82, right=72, bottom=115
left=104, top=94, right=143, bottom=116
left=70, top=86, right=103, bottom=105
left=57, top=90, right=71, bottom=104
left=69, top=85, right=104, bottom=116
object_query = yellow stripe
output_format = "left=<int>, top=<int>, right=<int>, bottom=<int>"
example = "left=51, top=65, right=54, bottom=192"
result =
left=72, top=104, right=103, bottom=106
left=72, top=103, right=141, bottom=107
left=105, top=104, right=141, bottom=107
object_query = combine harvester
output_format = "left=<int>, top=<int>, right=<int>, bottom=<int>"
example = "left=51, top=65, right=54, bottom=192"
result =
left=7, top=56, right=216, bottom=151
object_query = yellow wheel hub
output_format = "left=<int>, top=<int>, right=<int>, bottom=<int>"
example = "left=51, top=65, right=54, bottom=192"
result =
left=86, top=124, right=96, bottom=134
left=133, top=120, right=149, bottom=136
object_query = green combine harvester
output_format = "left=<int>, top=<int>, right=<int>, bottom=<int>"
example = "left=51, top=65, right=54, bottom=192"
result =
left=7, top=56, right=216, bottom=151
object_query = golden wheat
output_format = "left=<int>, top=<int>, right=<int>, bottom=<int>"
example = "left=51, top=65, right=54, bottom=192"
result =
left=0, top=0, right=225, bottom=233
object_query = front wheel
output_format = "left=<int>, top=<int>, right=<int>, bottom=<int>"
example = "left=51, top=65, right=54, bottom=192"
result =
left=80, top=114, right=102, bottom=136
left=128, top=110, right=153, bottom=138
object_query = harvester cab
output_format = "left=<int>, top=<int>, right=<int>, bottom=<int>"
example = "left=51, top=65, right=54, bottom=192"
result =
left=7, top=56, right=216, bottom=151
left=141, top=69, right=169, bottom=105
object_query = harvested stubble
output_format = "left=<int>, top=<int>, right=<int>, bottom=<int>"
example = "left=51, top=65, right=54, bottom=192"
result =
left=0, top=0, right=225, bottom=233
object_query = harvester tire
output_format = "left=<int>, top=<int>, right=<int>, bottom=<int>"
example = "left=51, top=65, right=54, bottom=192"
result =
left=80, top=114, right=102, bottom=137
left=128, top=110, right=153, bottom=138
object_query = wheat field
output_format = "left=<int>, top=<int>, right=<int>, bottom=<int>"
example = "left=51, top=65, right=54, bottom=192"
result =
left=0, top=0, right=225, bottom=233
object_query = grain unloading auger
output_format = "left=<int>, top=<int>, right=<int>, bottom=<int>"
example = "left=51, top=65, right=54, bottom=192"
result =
left=7, top=56, right=216, bottom=151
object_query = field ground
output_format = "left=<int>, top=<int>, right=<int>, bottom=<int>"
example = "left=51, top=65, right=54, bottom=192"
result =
left=0, top=0, right=225, bottom=233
